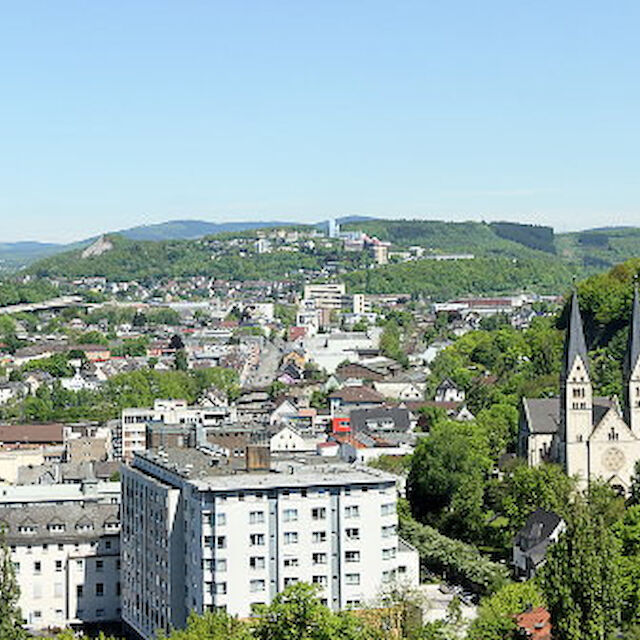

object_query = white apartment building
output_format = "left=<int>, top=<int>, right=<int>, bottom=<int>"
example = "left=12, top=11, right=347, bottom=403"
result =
left=303, top=283, right=347, bottom=310
left=121, top=448, right=418, bottom=640
left=0, top=502, right=121, bottom=631
left=121, top=399, right=235, bottom=462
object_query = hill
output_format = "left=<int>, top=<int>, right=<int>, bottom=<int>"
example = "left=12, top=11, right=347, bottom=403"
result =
left=118, top=219, right=302, bottom=241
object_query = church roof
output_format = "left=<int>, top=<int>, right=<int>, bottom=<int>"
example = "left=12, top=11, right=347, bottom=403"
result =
left=523, top=396, right=617, bottom=435
left=626, top=283, right=640, bottom=380
left=564, top=290, right=590, bottom=376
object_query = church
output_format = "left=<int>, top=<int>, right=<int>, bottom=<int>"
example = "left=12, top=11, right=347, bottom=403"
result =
left=519, top=286, right=640, bottom=491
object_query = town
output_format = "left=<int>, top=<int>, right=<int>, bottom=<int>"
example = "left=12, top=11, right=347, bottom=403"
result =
left=1, top=216, right=640, bottom=640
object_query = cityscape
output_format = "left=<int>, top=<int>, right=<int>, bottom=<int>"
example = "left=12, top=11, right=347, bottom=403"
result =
left=2, top=3, right=640, bottom=640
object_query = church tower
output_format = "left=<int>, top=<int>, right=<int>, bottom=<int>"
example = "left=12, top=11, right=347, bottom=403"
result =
left=625, top=281, right=640, bottom=436
left=562, top=290, right=593, bottom=481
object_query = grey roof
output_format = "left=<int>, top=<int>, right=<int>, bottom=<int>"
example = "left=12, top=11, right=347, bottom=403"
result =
left=626, top=283, right=640, bottom=381
left=0, top=502, right=119, bottom=544
left=514, top=509, right=564, bottom=566
left=564, top=290, right=590, bottom=376
left=350, top=407, right=412, bottom=433
left=523, top=396, right=616, bottom=435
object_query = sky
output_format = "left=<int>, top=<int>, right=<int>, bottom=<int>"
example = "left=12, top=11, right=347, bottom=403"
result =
left=1, top=1, right=639, bottom=243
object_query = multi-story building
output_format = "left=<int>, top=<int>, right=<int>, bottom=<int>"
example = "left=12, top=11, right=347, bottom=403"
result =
left=0, top=502, right=121, bottom=631
left=120, top=399, right=236, bottom=461
left=303, top=283, right=347, bottom=310
left=121, top=447, right=418, bottom=640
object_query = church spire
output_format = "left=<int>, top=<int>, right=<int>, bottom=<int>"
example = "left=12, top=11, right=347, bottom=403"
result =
left=564, top=288, right=590, bottom=378
left=627, top=278, right=640, bottom=381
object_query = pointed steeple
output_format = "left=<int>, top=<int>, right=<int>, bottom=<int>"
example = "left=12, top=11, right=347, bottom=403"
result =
left=563, top=289, right=590, bottom=377
left=626, top=278, right=640, bottom=381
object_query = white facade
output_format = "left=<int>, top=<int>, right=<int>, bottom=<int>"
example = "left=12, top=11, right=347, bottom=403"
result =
left=122, top=449, right=418, bottom=640
left=0, top=503, right=120, bottom=631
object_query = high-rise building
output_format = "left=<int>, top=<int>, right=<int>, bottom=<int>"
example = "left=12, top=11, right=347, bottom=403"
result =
left=121, top=448, right=418, bottom=640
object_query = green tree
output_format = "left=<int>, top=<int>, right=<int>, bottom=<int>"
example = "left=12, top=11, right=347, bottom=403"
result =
left=407, top=420, right=492, bottom=541
left=160, top=609, right=252, bottom=640
left=498, top=463, right=575, bottom=534
left=539, top=494, right=623, bottom=640
left=254, top=583, right=379, bottom=640
left=174, top=349, right=189, bottom=371
left=0, top=530, right=26, bottom=640
left=467, top=581, right=544, bottom=640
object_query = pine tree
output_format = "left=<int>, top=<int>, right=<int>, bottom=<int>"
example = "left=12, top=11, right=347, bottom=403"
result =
left=0, top=530, right=27, bottom=640
left=540, top=492, right=622, bottom=640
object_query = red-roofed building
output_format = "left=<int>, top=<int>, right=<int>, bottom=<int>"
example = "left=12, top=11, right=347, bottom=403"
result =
left=515, top=607, right=552, bottom=640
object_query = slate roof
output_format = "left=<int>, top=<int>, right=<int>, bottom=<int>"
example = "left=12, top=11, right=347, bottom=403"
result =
left=522, top=396, right=616, bottom=435
left=0, top=502, right=119, bottom=544
left=349, top=407, right=412, bottom=433
left=514, top=509, right=564, bottom=567
left=564, top=290, right=590, bottom=376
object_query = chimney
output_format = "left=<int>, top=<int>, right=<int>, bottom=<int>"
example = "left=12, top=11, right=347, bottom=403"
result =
left=246, top=445, right=270, bottom=472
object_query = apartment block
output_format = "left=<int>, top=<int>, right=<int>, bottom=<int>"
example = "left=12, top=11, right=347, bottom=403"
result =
left=121, top=448, right=418, bottom=640
left=0, top=502, right=121, bottom=631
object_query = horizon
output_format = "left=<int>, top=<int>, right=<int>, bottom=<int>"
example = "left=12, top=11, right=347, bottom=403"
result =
left=1, top=214, right=633, bottom=246
left=2, top=1, right=640, bottom=242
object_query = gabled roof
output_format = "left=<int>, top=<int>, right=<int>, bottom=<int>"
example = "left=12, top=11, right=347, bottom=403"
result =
left=564, top=290, right=590, bottom=376
left=328, top=386, right=385, bottom=403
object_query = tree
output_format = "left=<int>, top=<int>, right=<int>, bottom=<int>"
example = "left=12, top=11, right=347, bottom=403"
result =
left=467, top=581, right=544, bottom=640
left=498, top=463, right=576, bottom=535
left=253, top=583, right=379, bottom=640
left=407, top=420, right=492, bottom=541
left=539, top=494, right=623, bottom=640
left=159, top=609, right=252, bottom=640
left=629, top=460, right=640, bottom=506
left=0, top=530, right=26, bottom=640
left=174, top=349, right=189, bottom=371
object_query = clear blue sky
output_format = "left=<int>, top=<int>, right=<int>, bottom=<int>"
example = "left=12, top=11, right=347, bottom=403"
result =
left=1, top=1, right=639, bottom=242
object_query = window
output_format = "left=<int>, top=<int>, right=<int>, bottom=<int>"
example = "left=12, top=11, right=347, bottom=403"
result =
left=96, top=560, right=104, bottom=572
left=284, top=532, right=298, bottom=544
left=382, top=547, right=397, bottom=560
left=346, top=528, right=360, bottom=540
left=381, top=525, right=396, bottom=538
left=346, top=600, right=361, bottom=609
left=312, top=531, right=327, bottom=543
left=312, top=507, right=326, bottom=520
left=34, top=561, right=41, bottom=574
left=284, top=577, right=299, bottom=587
left=345, top=551, right=360, bottom=563
left=381, top=503, right=395, bottom=516
left=214, top=559, right=227, bottom=572
left=250, top=534, right=265, bottom=546
left=382, top=570, right=396, bottom=583
left=54, top=560, right=63, bottom=572
left=250, top=556, right=266, bottom=570
left=345, top=505, right=360, bottom=518
left=216, top=536, right=226, bottom=549
left=96, top=608, right=104, bottom=618
left=250, top=579, right=266, bottom=593
left=214, top=583, right=227, bottom=595
left=77, top=585, right=84, bottom=598
left=312, top=575, right=328, bottom=586
left=284, top=557, right=299, bottom=567
left=96, top=583, right=104, bottom=597
left=12, top=562, right=19, bottom=573
left=312, top=552, right=327, bottom=565
left=215, top=513, right=226, bottom=526
left=345, top=573, right=360, bottom=586
left=283, top=508, right=298, bottom=522
left=249, top=511, right=265, bottom=525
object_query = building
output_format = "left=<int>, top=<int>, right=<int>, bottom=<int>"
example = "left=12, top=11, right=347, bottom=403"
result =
left=120, top=399, right=235, bottom=461
left=121, top=447, right=418, bottom=639
left=513, top=509, right=565, bottom=579
left=303, top=283, right=347, bottom=310
left=520, top=288, right=640, bottom=491
left=0, top=502, right=121, bottom=631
